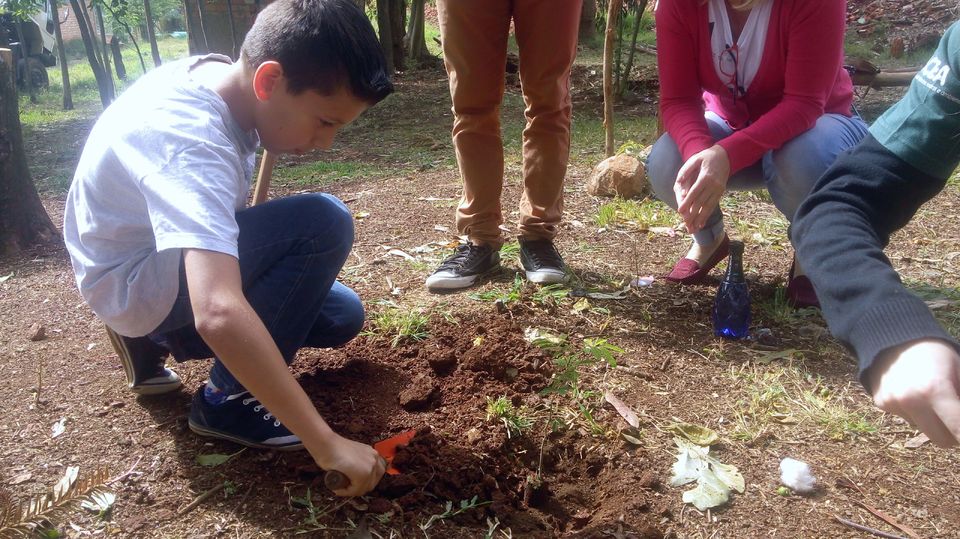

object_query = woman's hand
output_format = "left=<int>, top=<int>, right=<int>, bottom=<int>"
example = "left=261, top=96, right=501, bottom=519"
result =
left=869, top=339, right=960, bottom=447
left=674, top=144, right=731, bottom=233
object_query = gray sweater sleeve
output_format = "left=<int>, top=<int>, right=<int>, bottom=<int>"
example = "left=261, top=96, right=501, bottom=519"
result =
left=790, top=133, right=959, bottom=391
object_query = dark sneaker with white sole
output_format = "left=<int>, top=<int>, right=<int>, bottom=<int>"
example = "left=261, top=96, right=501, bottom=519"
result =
left=519, top=238, right=567, bottom=284
left=188, top=388, right=304, bottom=451
left=425, top=242, right=501, bottom=291
left=105, top=326, right=182, bottom=395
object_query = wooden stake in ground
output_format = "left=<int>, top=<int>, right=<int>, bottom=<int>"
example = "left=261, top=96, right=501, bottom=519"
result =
left=602, top=0, right=621, bottom=157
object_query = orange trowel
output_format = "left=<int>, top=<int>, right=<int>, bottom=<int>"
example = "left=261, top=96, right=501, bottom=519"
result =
left=324, top=429, right=417, bottom=491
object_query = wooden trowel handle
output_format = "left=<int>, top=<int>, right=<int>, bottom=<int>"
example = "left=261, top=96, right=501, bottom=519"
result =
left=323, top=454, right=391, bottom=492
left=324, top=470, right=350, bottom=491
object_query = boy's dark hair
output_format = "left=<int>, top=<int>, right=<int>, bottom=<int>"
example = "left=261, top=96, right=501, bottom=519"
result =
left=241, top=0, right=393, bottom=104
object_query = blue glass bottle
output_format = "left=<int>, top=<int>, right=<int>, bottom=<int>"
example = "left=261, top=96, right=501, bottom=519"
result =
left=713, top=240, right=750, bottom=339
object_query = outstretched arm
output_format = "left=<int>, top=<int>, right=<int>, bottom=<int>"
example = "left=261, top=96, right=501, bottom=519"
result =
left=183, top=248, right=386, bottom=493
left=791, top=135, right=960, bottom=446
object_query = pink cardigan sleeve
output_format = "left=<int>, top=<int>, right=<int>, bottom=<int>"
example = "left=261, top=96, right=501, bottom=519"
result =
left=716, top=0, right=847, bottom=172
left=656, top=0, right=715, bottom=162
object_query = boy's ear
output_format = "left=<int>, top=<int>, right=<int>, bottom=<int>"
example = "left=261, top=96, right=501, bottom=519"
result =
left=252, top=61, right=284, bottom=102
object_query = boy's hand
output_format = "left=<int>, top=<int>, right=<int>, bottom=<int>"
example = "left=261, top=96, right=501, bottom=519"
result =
left=311, top=434, right=387, bottom=496
left=869, top=339, right=960, bottom=447
left=675, top=144, right=730, bottom=233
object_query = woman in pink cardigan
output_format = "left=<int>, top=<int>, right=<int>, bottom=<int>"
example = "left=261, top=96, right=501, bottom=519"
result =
left=647, top=0, right=867, bottom=307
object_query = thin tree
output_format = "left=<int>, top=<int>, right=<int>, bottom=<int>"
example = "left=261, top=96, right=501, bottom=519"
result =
left=0, top=49, right=59, bottom=256
left=579, top=0, right=597, bottom=44
left=225, top=0, right=238, bottom=59
left=68, top=0, right=113, bottom=106
left=602, top=0, right=619, bottom=156
left=376, top=0, right=394, bottom=73
left=97, top=0, right=148, bottom=75
left=404, top=0, right=430, bottom=66
left=50, top=0, right=72, bottom=109
left=143, top=0, right=161, bottom=66
left=94, top=2, right=116, bottom=97
left=388, top=0, right=405, bottom=70
left=617, top=1, right=647, bottom=97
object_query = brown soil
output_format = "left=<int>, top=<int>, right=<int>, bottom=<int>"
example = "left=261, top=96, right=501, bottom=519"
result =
left=3, top=20, right=960, bottom=539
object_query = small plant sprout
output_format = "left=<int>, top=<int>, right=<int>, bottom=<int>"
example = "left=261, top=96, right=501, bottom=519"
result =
left=470, top=273, right=524, bottom=305
left=285, top=487, right=350, bottom=534
left=485, top=396, right=535, bottom=438
left=582, top=338, right=623, bottom=368
left=531, top=283, right=569, bottom=305
left=485, top=517, right=514, bottom=538
left=499, top=240, right=521, bottom=264
left=418, top=496, right=492, bottom=536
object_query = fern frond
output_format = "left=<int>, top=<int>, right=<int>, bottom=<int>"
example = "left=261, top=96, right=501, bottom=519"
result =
left=0, top=467, right=112, bottom=537
left=0, top=487, right=18, bottom=528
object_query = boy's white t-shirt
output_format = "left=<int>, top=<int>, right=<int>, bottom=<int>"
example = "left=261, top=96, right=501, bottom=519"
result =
left=63, top=55, right=259, bottom=337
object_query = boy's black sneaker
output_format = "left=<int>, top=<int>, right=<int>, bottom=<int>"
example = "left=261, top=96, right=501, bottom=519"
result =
left=105, top=326, right=182, bottom=395
left=519, top=237, right=568, bottom=284
left=425, top=242, right=501, bottom=291
left=188, top=389, right=304, bottom=451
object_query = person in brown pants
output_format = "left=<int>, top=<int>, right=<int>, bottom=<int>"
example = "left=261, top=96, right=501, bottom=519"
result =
left=425, top=0, right=583, bottom=291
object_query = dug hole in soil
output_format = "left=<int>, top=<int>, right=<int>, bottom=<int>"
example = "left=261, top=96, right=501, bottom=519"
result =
left=281, top=312, right=667, bottom=537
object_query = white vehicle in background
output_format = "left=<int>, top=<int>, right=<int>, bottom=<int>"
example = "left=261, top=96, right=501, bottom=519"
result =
left=0, top=0, right=58, bottom=88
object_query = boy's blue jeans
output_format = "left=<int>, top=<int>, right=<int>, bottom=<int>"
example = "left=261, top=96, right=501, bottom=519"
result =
left=647, top=111, right=869, bottom=246
left=148, top=193, right=364, bottom=395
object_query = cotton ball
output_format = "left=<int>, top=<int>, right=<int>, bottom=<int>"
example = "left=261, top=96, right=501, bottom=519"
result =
left=779, top=457, right=817, bottom=494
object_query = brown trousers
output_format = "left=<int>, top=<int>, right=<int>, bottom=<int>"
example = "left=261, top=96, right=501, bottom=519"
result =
left=437, top=0, right=582, bottom=247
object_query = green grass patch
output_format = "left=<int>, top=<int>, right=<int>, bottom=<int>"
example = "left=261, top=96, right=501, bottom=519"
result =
left=20, top=36, right=190, bottom=118
left=570, top=114, right=659, bottom=167
left=729, top=364, right=877, bottom=442
left=273, top=160, right=381, bottom=187
left=594, top=197, right=680, bottom=230
left=362, top=305, right=430, bottom=347
left=755, top=287, right=820, bottom=326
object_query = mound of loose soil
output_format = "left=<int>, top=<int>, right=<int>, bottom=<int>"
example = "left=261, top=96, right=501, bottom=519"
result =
left=288, top=312, right=666, bottom=536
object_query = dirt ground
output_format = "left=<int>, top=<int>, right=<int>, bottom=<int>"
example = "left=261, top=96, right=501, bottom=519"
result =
left=4, top=10, right=960, bottom=539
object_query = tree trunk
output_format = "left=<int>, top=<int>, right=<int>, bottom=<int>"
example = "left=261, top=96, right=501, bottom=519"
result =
left=13, top=24, right=37, bottom=104
left=69, top=0, right=113, bottom=107
left=225, top=0, right=239, bottom=59
left=80, top=0, right=105, bottom=67
left=143, top=0, right=162, bottom=67
left=617, top=1, right=646, bottom=97
left=389, top=0, right=406, bottom=71
left=405, top=0, right=428, bottom=65
left=50, top=0, right=73, bottom=110
left=0, top=50, right=59, bottom=257
left=579, top=0, right=597, bottom=44
left=376, top=0, right=394, bottom=73
left=110, top=36, right=127, bottom=80
left=95, top=4, right=116, bottom=98
left=602, top=0, right=619, bottom=157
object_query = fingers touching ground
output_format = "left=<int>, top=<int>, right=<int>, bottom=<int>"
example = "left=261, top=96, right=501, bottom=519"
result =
left=871, top=340, right=960, bottom=447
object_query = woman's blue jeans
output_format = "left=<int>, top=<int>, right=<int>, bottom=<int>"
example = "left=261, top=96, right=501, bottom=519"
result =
left=646, top=111, right=869, bottom=245
left=148, top=193, right=364, bottom=395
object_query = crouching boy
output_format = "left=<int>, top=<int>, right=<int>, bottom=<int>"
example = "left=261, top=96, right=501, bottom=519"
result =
left=63, top=0, right=393, bottom=496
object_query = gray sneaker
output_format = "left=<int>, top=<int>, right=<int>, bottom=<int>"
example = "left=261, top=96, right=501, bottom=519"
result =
left=519, top=238, right=567, bottom=284
left=425, top=242, right=501, bottom=291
